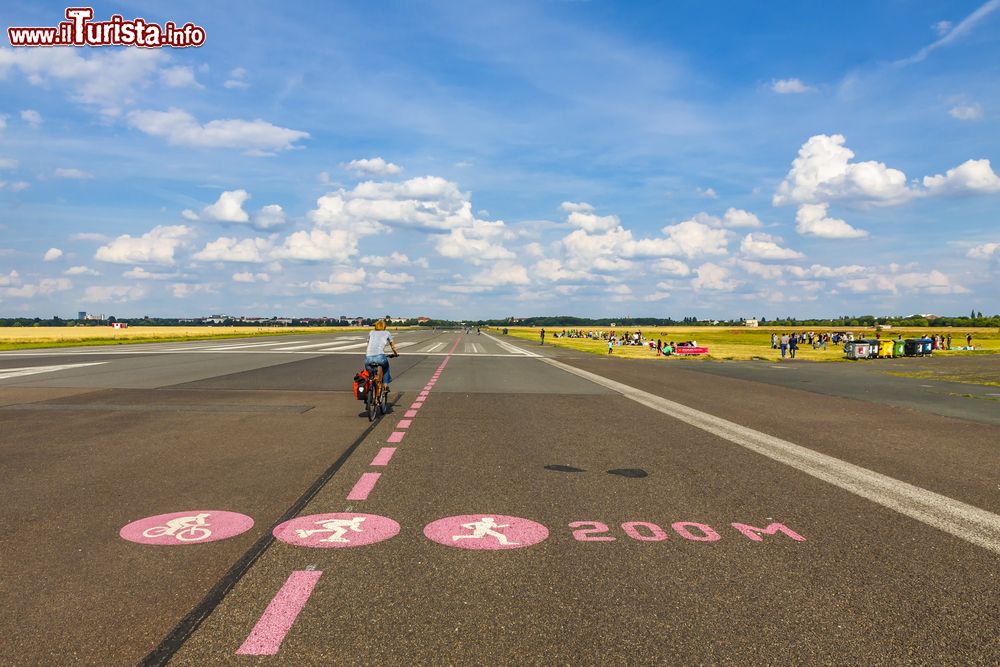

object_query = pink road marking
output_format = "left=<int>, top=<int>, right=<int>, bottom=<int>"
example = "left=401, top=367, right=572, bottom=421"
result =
left=346, top=472, right=381, bottom=501
left=418, top=391, right=429, bottom=398
left=424, top=514, right=549, bottom=550
left=273, top=513, right=400, bottom=548
left=387, top=431, right=406, bottom=443
left=410, top=401, right=423, bottom=410
left=120, top=510, right=253, bottom=546
left=236, top=570, right=322, bottom=655
left=404, top=410, right=418, bottom=418
left=397, top=419, right=413, bottom=429
left=370, top=447, right=396, bottom=466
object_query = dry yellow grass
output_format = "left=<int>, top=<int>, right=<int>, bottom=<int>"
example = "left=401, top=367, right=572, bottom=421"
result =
left=0, top=326, right=365, bottom=350
left=501, top=325, right=1000, bottom=362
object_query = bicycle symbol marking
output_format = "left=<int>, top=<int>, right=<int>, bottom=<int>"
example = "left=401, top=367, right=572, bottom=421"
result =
left=120, top=510, right=253, bottom=546
left=273, top=513, right=400, bottom=549
left=424, top=514, right=549, bottom=550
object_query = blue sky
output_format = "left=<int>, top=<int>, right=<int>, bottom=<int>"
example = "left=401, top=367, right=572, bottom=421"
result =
left=1, top=1, right=998, bottom=319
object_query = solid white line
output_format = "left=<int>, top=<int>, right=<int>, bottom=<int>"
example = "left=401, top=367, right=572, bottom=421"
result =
left=422, top=342, right=445, bottom=353
left=482, top=333, right=540, bottom=357
left=0, top=362, right=107, bottom=380
left=539, top=356, right=1000, bottom=556
left=273, top=341, right=347, bottom=351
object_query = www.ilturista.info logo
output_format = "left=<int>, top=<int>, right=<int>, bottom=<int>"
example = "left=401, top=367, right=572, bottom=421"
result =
left=8, top=7, right=206, bottom=48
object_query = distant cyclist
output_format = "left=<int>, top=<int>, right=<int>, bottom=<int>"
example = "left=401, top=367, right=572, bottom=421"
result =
left=365, top=320, right=399, bottom=390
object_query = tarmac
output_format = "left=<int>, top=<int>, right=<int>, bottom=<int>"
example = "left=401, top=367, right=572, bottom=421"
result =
left=0, top=329, right=997, bottom=665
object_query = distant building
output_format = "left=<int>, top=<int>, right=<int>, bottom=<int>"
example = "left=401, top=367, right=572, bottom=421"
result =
left=111, top=322, right=128, bottom=329
left=743, top=319, right=759, bottom=327
left=416, top=316, right=431, bottom=324
left=78, top=311, right=86, bottom=320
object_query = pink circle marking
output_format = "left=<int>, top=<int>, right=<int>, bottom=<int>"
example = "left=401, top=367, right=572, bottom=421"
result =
left=424, top=514, right=548, bottom=550
left=273, top=513, right=400, bottom=549
left=120, top=510, right=253, bottom=546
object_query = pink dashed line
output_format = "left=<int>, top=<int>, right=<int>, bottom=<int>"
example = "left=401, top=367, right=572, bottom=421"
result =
left=410, top=402, right=424, bottom=410
left=404, top=410, right=418, bottom=418
left=346, top=472, right=381, bottom=501
left=236, top=570, right=323, bottom=655
left=371, top=447, right=396, bottom=466
left=397, top=419, right=412, bottom=429
left=387, top=431, right=406, bottom=443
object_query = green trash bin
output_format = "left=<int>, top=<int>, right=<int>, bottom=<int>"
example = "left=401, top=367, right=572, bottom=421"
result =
left=893, top=340, right=905, bottom=357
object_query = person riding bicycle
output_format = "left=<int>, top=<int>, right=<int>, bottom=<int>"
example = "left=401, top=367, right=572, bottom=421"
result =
left=365, top=320, right=398, bottom=390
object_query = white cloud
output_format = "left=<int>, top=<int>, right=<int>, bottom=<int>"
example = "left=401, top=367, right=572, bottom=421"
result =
left=566, top=209, right=620, bottom=233
left=126, top=108, right=309, bottom=153
left=531, top=258, right=592, bottom=282
left=124, top=267, right=177, bottom=280
left=370, top=270, right=415, bottom=289
left=344, top=157, right=403, bottom=176
left=560, top=201, right=594, bottom=213
left=794, top=203, right=868, bottom=239
left=274, top=229, right=359, bottom=262
left=949, top=104, right=983, bottom=120
left=361, top=252, right=421, bottom=267
left=722, top=208, right=763, bottom=228
left=2, top=181, right=30, bottom=192
left=843, top=270, right=968, bottom=295
left=194, top=236, right=274, bottom=263
left=469, top=261, right=531, bottom=287
left=255, top=204, right=286, bottom=229
left=922, top=159, right=1000, bottom=195
left=43, top=247, right=63, bottom=261
left=0, top=270, right=20, bottom=286
left=95, top=225, right=192, bottom=265
left=652, top=258, right=691, bottom=276
left=224, top=67, right=249, bottom=89
left=897, top=1, right=1000, bottom=65
left=310, top=267, right=366, bottom=294
left=774, top=134, right=911, bottom=207
left=692, top=263, right=741, bottom=291
left=64, top=265, right=99, bottom=276
left=771, top=78, right=813, bottom=94
left=202, top=189, right=251, bottom=223
left=160, top=66, right=201, bottom=88
left=435, top=222, right=515, bottom=264
left=83, top=285, right=148, bottom=303
left=0, top=158, right=17, bottom=169
left=20, top=109, right=42, bottom=127
left=739, top=233, right=804, bottom=260
left=657, top=220, right=729, bottom=258
left=171, top=283, right=215, bottom=298
left=54, top=168, right=93, bottom=179
left=696, top=187, right=718, bottom=199
left=734, top=259, right=785, bottom=280
left=70, top=232, right=111, bottom=242
left=967, top=242, right=1000, bottom=259
left=233, top=271, right=270, bottom=283
left=934, top=20, right=953, bottom=36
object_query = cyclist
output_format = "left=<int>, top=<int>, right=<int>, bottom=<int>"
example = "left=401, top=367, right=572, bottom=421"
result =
left=365, top=320, right=399, bottom=391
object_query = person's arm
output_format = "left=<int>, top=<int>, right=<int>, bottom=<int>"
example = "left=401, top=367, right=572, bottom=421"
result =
left=389, top=339, right=399, bottom=355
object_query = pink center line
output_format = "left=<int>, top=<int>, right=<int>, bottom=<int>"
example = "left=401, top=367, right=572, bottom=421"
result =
left=346, top=472, right=382, bottom=500
left=387, top=431, right=406, bottom=443
left=404, top=409, right=418, bottom=418
left=371, top=447, right=396, bottom=466
left=410, top=401, right=424, bottom=410
left=397, top=419, right=412, bottom=429
left=236, top=570, right=323, bottom=656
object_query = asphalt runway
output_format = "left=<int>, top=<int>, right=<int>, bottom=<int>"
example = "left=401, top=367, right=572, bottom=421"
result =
left=0, top=330, right=997, bottom=665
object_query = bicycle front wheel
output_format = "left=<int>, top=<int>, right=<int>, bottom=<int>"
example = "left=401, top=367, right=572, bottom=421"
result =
left=367, top=382, right=378, bottom=421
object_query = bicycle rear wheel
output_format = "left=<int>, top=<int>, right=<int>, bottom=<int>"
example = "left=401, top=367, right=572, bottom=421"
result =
left=367, top=370, right=380, bottom=421
left=379, top=379, right=389, bottom=415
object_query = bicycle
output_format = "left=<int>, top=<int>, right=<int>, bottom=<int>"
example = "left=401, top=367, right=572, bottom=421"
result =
left=363, top=353, right=397, bottom=421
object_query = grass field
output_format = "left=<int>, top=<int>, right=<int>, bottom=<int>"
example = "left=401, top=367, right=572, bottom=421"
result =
left=501, top=326, right=1000, bottom=362
left=0, top=326, right=366, bottom=351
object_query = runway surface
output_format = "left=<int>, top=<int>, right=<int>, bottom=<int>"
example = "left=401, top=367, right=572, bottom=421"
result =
left=0, top=329, right=997, bottom=665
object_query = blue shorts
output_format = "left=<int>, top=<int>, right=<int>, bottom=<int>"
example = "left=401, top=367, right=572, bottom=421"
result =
left=365, top=354, right=391, bottom=383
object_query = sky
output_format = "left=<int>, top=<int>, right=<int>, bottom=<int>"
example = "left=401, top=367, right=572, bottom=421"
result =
left=0, top=1, right=998, bottom=320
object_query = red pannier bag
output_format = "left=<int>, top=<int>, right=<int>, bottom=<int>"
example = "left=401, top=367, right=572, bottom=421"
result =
left=353, top=369, right=369, bottom=400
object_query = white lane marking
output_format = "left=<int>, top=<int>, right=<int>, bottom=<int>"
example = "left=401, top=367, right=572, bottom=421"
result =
left=318, top=342, right=368, bottom=352
left=274, top=341, right=349, bottom=351
left=0, top=350, right=527, bottom=358
left=422, top=342, right=445, bottom=353
left=195, top=339, right=313, bottom=351
left=539, top=356, right=1000, bottom=556
left=482, top=333, right=540, bottom=357
left=0, top=362, right=107, bottom=380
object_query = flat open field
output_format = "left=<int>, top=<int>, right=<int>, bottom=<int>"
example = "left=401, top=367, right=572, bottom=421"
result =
left=502, top=326, right=1000, bottom=362
left=0, top=326, right=366, bottom=350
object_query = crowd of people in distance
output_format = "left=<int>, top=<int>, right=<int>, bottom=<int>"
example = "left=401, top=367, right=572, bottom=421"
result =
left=549, top=329, right=698, bottom=356
left=770, top=331, right=974, bottom=359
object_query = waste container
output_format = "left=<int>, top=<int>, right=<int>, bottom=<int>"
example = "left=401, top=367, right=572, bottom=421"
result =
left=893, top=340, right=905, bottom=357
left=878, top=339, right=894, bottom=358
left=919, top=338, right=934, bottom=355
left=904, top=339, right=922, bottom=356
left=847, top=341, right=870, bottom=360
left=866, top=339, right=881, bottom=359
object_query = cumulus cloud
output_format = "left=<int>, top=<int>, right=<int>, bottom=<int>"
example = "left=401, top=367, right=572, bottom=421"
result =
left=922, top=159, right=1000, bottom=195
left=171, top=283, right=214, bottom=298
left=842, top=270, right=968, bottom=295
left=967, top=242, right=999, bottom=259
left=692, top=263, right=741, bottom=291
left=64, top=265, right=99, bottom=276
left=274, top=229, right=360, bottom=262
left=255, top=204, right=287, bottom=229
left=565, top=206, right=621, bottom=233
left=194, top=236, right=274, bottom=263
left=344, top=157, right=403, bottom=177
left=771, top=78, right=814, bottom=94
left=224, top=67, right=249, bottom=89
left=43, top=247, right=63, bottom=261
left=126, top=108, right=309, bottom=154
left=435, top=220, right=515, bottom=264
left=794, top=203, right=868, bottom=239
left=722, top=208, right=763, bottom=228
left=739, top=233, right=804, bottom=260
left=370, top=270, right=415, bottom=289
left=233, top=271, right=270, bottom=283
left=652, top=258, right=691, bottom=276
left=198, top=189, right=251, bottom=222
left=949, top=104, right=983, bottom=120
left=469, top=261, right=531, bottom=287
left=0, top=270, right=21, bottom=286
left=95, top=225, right=192, bottom=265
left=696, top=187, right=718, bottom=199
left=20, top=109, right=42, bottom=127
left=83, top=285, right=148, bottom=303
left=310, top=267, right=366, bottom=294
left=124, top=267, right=177, bottom=280
left=361, top=252, right=427, bottom=268
left=54, top=168, right=93, bottom=179
left=160, top=66, right=201, bottom=88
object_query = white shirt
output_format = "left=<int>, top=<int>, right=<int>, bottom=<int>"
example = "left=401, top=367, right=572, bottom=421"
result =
left=366, top=330, right=393, bottom=357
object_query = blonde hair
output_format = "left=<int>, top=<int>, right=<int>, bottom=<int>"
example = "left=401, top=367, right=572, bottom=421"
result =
left=374, top=320, right=387, bottom=330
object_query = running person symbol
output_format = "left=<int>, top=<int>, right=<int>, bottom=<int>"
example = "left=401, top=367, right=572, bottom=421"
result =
left=452, top=516, right=519, bottom=545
